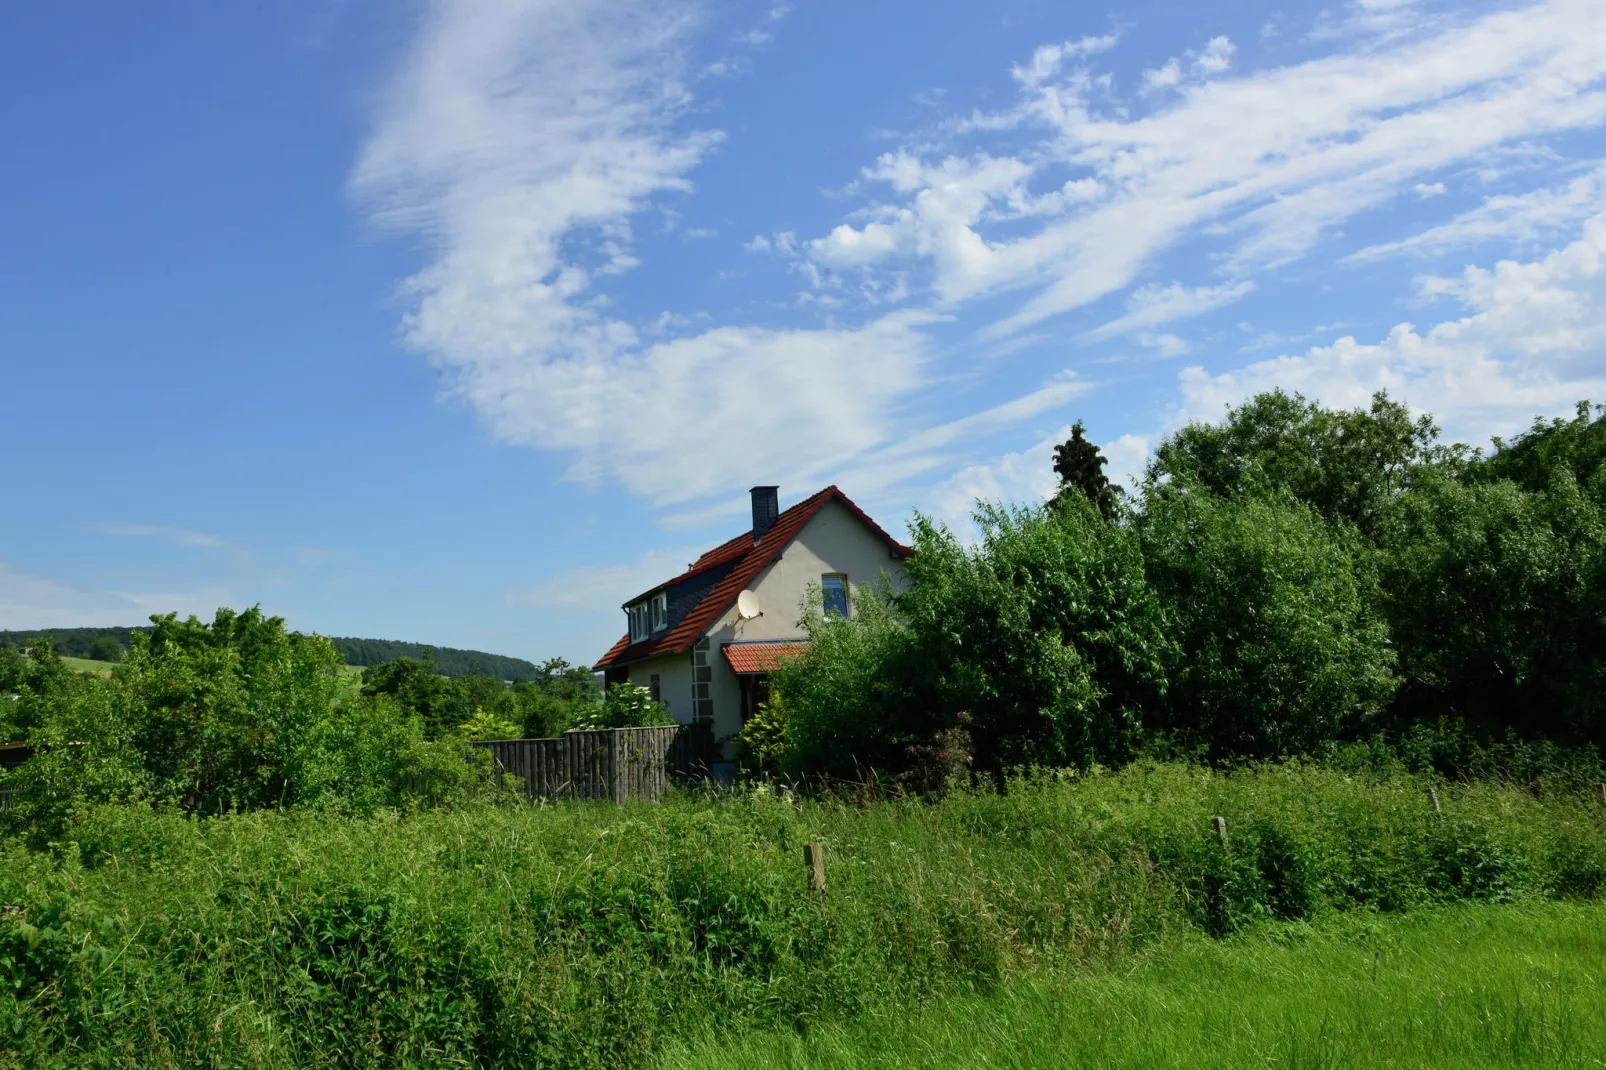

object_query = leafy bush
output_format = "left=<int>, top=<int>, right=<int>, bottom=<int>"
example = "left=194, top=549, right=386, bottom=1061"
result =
left=571, top=684, right=674, bottom=730
left=2, top=763, right=1604, bottom=1068
left=1376, top=469, right=1606, bottom=743
left=898, top=497, right=1172, bottom=772
left=1140, top=491, right=1397, bottom=759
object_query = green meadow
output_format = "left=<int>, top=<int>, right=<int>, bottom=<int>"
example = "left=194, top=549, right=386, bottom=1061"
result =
left=662, top=901, right=1606, bottom=1069
left=4, top=763, right=1606, bottom=1068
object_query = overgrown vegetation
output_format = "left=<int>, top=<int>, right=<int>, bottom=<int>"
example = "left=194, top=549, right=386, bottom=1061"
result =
left=3, top=389, right=1605, bottom=1067
left=663, top=900, right=1606, bottom=1069
left=3, top=764, right=1605, bottom=1068
left=765, top=393, right=1606, bottom=784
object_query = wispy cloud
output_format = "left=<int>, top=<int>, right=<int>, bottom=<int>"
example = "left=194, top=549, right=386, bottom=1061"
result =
left=99, top=523, right=227, bottom=550
left=0, top=562, right=231, bottom=630
left=353, top=0, right=982, bottom=509
left=518, top=544, right=706, bottom=610
left=1078, top=281, right=1255, bottom=345
left=800, top=0, right=1606, bottom=338
left=1349, top=162, right=1606, bottom=261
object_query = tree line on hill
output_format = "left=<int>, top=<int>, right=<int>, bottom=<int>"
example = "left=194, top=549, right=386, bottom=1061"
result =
left=744, top=392, right=1606, bottom=791
left=0, top=626, right=544, bottom=679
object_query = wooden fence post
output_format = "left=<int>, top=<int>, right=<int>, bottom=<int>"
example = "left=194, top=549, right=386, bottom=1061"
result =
left=1213, top=816, right=1228, bottom=849
left=804, top=842, right=827, bottom=896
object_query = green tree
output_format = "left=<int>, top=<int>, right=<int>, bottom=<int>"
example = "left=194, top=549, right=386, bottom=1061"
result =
left=1471, top=400, right=1606, bottom=497
left=1376, top=468, right=1606, bottom=743
left=1053, top=421, right=1122, bottom=519
left=1149, top=390, right=1441, bottom=535
left=86, top=634, right=124, bottom=664
left=900, top=497, right=1172, bottom=771
left=1140, top=491, right=1397, bottom=759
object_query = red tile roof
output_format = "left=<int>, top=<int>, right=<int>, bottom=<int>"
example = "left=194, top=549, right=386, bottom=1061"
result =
left=593, top=486, right=909, bottom=670
left=722, top=641, right=809, bottom=675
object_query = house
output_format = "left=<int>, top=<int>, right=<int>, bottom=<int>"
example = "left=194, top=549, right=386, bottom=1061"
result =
left=593, top=485, right=911, bottom=768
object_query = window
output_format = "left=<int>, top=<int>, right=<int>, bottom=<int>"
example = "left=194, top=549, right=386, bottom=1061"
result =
left=822, top=574, right=850, bottom=618
left=627, top=591, right=669, bottom=643
left=691, top=639, right=714, bottom=723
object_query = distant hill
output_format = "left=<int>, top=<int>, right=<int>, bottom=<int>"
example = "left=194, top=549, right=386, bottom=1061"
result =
left=0, top=627, right=546, bottom=681
left=327, top=638, right=543, bottom=681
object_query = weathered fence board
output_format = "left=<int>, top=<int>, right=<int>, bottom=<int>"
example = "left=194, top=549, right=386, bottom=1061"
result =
left=473, top=723, right=712, bottom=804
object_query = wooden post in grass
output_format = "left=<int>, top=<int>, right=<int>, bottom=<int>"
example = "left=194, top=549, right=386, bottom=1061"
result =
left=1429, top=786, right=1442, bottom=814
left=804, top=842, right=827, bottom=897
left=1213, top=816, right=1228, bottom=849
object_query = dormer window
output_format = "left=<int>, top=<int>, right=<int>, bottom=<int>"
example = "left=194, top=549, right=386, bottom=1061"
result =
left=628, top=591, right=669, bottom=643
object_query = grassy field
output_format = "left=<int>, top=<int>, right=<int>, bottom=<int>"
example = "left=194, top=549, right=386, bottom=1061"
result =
left=3, top=763, right=1605, bottom=1068
left=58, top=656, right=115, bottom=677
left=661, top=900, right=1606, bottom=1069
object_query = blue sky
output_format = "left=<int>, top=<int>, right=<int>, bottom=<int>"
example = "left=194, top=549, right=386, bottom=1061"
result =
left=4, top=0, right=1605, bottom=664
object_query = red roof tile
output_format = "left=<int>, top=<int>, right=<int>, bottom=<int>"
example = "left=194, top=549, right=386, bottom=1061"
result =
left=593, top=486, right=909, bottom=670
left=722, top=641, right=809, bottom=675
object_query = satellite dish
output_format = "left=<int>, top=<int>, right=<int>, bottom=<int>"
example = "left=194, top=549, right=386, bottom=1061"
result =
left=736, top=590, right=762, bottom=620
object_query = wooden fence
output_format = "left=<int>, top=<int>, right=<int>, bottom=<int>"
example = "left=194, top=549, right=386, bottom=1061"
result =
left=0, top=790, right=16, bottom=812
left=472, top=723, right=713, bottom=804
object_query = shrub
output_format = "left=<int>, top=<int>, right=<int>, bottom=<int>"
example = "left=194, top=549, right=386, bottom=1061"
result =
left=1376, top=469, right=1606, bottom=744
left=1140, top=491, right=1397, bottom=759
left=572, top=684, right=674, bottom=730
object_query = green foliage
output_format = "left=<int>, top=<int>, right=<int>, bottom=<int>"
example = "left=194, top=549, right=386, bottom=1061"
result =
left=1148, top=389, right=1441, bottom=534
left=0, top=628, right=546, bottom=680
left=458, top=708, right=521, bottom=742
left=1376, top=468, right=1606, bottom=743
left=899, top=497, right=1171, bottom=771
left=663, top=901, right=1606, bottom=1070
left=571, top=684, right=674, bottom=730
left=772, top=587, right=926, bottom=779
left=1472, top=399, right=1606, bottom=495
left=330, top=637, right=545, bottom=680
left=1052, top=420, right=1122, bottom=519
left=2, top=763, right=1605, bottom=1068
left=1140, top=491, right=1397, bottom=759
left=734, top=689, right=792, bottom=779
left=362, top=655, right=597, bottom=740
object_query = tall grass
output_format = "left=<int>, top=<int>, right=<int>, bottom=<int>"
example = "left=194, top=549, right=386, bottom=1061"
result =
left=661, top=900, right=1606, bottom=1069
left=2, top=763, right=1604, bottom=1068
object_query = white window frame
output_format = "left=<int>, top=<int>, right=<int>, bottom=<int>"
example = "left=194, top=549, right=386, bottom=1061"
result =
left=628, top=591, right=670, bottom=643
left=822, top=573, right=850, bottom=618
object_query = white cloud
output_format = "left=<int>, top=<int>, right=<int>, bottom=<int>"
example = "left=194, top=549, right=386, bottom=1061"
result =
left=1194, top=36, right=1235, bottom=76
left=1414, top=182, right=1446, bottom=197
left=353, top=0, right=965, bottom=508
left=1079, top=281, right=1255, bottom=344
left=1142, top=59, right=1182, bottom=92
left=0, top=563, right=230, bottom=630
left=98, top=524, right=226, bottom=550
left=1137, top=332, right=1190, bottom=357
left=803, top=1, right=1606, bottom=337
left=1174, top=213, right=1606, bottom=446
left=518, top=544, right=705, bottom=610
left=1351, top=161, right=1606, bottom=260
left=1012, top=35, right=1120, bottom=88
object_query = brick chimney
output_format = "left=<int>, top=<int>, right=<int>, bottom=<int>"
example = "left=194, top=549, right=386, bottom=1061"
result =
left=750, top=486, right=779, bottom=542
